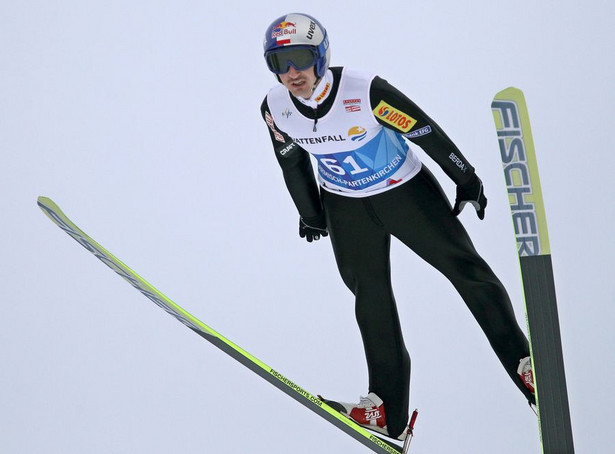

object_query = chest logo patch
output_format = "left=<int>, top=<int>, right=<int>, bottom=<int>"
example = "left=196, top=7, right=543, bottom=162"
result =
left=348, top=126, right=367, bottom=141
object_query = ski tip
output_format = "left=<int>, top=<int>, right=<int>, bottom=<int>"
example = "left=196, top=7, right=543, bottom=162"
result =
left=37, top=196, right=50, bottom=208
left=37, top=197, right=66, bottom=221
left=37, top=196, right=56, bottom=210
left=494, top=86, right=525, bottom=99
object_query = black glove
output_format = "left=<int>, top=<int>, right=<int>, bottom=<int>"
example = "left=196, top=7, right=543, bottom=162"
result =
left=299, top=213, right=328, bottom=243
left=453, top=174, right=487, bottom=220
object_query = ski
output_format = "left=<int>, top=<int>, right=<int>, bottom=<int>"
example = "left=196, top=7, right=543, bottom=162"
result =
left=491, top=88, right=575, bottom=454
left=37, top=196, right=406, bottom=454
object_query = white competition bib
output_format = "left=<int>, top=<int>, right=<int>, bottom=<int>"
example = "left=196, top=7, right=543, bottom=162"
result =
left=267, top=68, right=421, bottom=196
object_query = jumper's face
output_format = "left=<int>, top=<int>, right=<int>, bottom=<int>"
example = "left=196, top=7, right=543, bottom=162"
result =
left=279, top=65, right=317, bottom=99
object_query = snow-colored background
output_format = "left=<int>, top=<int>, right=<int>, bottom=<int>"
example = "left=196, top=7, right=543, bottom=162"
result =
left=3, top=1, right=612, bottom=453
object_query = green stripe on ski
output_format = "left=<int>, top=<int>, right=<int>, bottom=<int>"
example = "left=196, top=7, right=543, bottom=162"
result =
left=37, top=196, right=403, bottom=454
left=491, top=87, right=550, bottom=256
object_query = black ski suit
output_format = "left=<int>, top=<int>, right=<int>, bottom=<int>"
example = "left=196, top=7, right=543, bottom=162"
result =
left=261, top=66, right=533, bottom=438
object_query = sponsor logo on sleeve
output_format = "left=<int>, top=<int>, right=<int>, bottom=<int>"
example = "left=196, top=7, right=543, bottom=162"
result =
left=372, top=100, right=417, bottom=132
left=265, top=111, right=286, bottom=143
left=278, top=142, right=297, bottom=156
left=403, top=125, right=432, bottom=139
left=448, top=152, right=469, bottom=173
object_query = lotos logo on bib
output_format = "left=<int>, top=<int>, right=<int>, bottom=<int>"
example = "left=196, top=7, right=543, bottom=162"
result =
left=373, top=100, right=417, bottom=133
left=348, top=126, right=367, bottom=141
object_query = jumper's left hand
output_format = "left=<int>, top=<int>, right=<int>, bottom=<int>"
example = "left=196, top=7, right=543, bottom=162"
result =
left=453, top=174, right=487, bottom=220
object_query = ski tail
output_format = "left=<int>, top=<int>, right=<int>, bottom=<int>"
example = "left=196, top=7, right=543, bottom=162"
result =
left=491, top=88, right=575, bottom=453
left=37, top=196, right=403, bottom=454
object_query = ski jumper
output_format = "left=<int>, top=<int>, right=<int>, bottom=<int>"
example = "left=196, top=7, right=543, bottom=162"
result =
left=261, top=67, right=533, bottom=438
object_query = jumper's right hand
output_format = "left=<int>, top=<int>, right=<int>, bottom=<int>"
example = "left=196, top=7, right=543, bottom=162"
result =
left=299, top=214, right=328, bottom=243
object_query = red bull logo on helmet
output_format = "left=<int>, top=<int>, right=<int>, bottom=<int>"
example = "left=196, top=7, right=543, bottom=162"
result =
left=271, top=21, right=297, bottom=46
left=372, top=100, right=417, bottom=133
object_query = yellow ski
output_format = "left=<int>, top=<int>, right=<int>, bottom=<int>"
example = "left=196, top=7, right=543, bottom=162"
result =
left=37, top=196, right=406, bottom=454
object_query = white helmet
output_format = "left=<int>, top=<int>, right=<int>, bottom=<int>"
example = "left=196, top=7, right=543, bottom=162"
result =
left=263, top=13, right=331, bottom=78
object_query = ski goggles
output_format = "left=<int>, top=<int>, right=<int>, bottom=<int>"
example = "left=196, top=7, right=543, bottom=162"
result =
left=265, top=46, right=319, bottom=74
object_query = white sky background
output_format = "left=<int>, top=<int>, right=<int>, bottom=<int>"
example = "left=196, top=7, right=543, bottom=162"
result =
left=2, top=1, right=613, bottom=453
